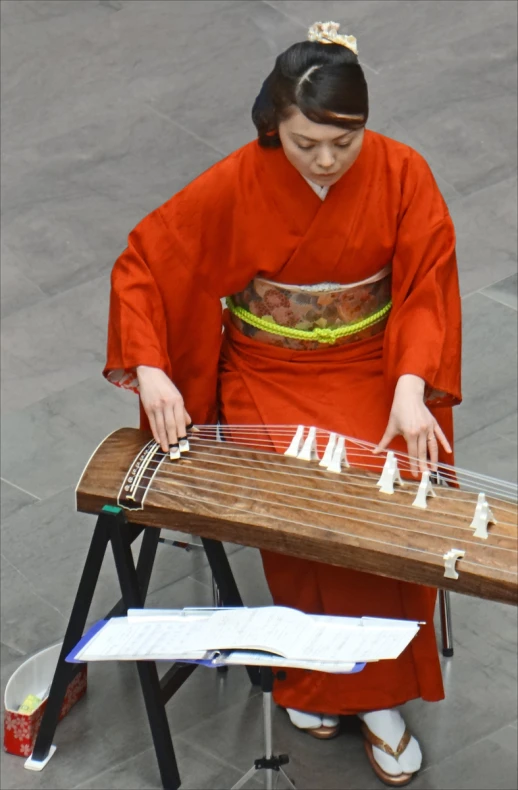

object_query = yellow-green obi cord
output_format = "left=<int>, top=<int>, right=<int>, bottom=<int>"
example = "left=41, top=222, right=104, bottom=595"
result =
left=226, top=296, right=392, bottom=345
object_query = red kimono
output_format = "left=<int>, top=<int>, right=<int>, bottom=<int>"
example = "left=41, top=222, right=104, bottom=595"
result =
left=104, top=130, right=462, bottom=714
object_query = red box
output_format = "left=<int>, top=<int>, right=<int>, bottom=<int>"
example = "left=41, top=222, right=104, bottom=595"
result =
left=4, top=643, right=87, bottom=757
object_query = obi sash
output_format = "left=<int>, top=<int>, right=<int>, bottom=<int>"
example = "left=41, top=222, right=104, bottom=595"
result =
left=227, top=264, right=392, bottom=351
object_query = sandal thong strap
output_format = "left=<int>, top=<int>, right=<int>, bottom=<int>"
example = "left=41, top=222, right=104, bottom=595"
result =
left=307, top=723, right=340, bottom=740
left=361, top=722, right=411, bottom=759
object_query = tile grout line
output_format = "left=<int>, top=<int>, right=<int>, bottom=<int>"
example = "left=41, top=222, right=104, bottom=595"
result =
left=71, top=744, right=163, bottom=790
left=1, top=0, right=126, bottom=35
left=495, top=432, right=518, bottom=446
left=1, top=189, right=91, bottom=220
left=0, top=476, right=41, bottom=501
left=65, top=179, right=154, bottom=217
left=148, top=571, right=212, bottom=600
left=458, top=290, right=509, bottom=304
left=1, top=552, right=68, bottom=620
left=462, top=270, right=518, bottom=301
left=12, top=270, right=48, bottom=298
left=451, top=171, right=517, bottom=202
left=175, top=730, right=254, bottom=777
left=477, top=271, right=518, bottom=289
left=0, top=640, right=26, bottom=658
left=460, top=291, right=482, bottom=302
left=1, top=378, right=105, bottom=421
left=417, top=716, right=518, bottom=778
left=474, top=289, right=518, bottom=311
left=174, top=682, right=262, bottom=742
left=387, top=118, right=462, bottom=198
left=1, top=270, right=111, bottom=320
left=260, top=0, right=380, bottom=75
left=144, top=104, right=228, bottom=159
left=72, top=726, right=249, bottom=790
left=464, top=289, right=518, bottom=312
left=455, top=409, right=518, bottom=445
left=72, top=680, right=262, bottom=787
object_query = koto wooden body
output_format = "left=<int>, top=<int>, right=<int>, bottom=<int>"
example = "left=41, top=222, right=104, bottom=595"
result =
left=76, top=428, right=518, bottom=606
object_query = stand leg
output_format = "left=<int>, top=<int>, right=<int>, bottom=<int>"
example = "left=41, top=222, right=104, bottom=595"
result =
left=201, top=538, right=244, bottom=607
left=31, top=509, right=181, bottom=790
left=202, top=538, right=260, bottom=686
left=212, top=573, right=229, bottom=675
left=277, top=767, right=297, bottom=789
left=439, top=589, right=454, bottom=657
left=231, top=766, right=261, bottom=790
left=31, top=514, right=161, bottom=766
left=231, top=669, right=296, bottom=790
left=110, top=514, right=181, bottom=790
left=212, top=574, right=222, bottom=608
left=30, top=513, right=111, bottom=764
left=104, top=523, right=159, bottom=618
left=263, top=691, right=274, bottom=790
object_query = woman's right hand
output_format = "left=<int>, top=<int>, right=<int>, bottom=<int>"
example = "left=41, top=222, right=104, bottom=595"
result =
left=136, top=366, right=191, bottom=452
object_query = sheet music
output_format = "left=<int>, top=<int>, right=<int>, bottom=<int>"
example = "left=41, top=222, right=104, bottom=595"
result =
left=73, top=618, right=211, bottom=660
left=186, top=607, right=419, bottom=662
left=216, top=650, right=358, bottom=674
left=72, top=606, right=420, bottom=664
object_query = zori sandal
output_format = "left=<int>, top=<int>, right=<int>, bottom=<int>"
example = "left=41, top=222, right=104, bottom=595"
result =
left=361, top=722, right=417, bottom=786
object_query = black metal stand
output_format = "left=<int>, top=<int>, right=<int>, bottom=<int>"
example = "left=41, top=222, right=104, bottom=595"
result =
left=431, top=474, right=455, bottom=659
left=439, top=589, right=454, bottom=657
left=231, top=668, right=295, bottom=790
left=29, top=506, right=257, bottom=789
left=201, top=538, right=261, bottom=686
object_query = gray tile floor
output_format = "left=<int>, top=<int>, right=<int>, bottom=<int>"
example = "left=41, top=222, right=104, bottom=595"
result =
left=1, top=1, right=517, bottom=788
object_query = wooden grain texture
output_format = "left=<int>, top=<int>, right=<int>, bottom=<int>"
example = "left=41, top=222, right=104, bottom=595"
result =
left=76, top=428, right=518, bottom=606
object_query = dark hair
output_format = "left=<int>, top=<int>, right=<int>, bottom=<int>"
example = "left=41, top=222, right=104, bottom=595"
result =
left=252, top=41, right=368, bottom=147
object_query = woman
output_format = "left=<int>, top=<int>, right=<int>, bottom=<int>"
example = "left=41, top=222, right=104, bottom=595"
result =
left=104, top=21, right=462, bottom=786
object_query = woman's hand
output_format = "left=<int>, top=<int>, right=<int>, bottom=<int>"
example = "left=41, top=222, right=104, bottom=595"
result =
left=374, top=374, right=452, bottom=477
left=136, top=366, right=191, bottom=452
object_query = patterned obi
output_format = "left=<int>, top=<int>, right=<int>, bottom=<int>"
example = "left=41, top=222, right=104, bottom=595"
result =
left=227, top=265, right=392, bottom=351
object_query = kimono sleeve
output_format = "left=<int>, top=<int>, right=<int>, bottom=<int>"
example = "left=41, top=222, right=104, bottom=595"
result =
left=103, top=150, right=245, bottom=426
left=384, top=151, right=462, bottom=407
left=104, top=209, right=173, bottom=393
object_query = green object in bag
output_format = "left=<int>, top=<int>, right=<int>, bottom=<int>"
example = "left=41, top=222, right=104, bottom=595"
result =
left=18, top=694, right=42, bottom=714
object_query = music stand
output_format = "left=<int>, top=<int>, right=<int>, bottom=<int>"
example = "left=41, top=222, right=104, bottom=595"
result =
left=231, top=667, right=294, bottom=790
left=228, top=660, right=365, bottom=790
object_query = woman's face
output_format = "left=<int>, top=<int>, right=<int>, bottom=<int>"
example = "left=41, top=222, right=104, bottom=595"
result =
left=278, top=107, right=365, bottom=188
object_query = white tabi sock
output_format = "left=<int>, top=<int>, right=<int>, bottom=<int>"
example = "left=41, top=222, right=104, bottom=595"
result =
left=286, top=708, right=339, bottom=729
left=286, top=708, right=323, bottom=729
left=358, top=709, right=422, bottom=776
left=321, top=714, right=340, bottom=727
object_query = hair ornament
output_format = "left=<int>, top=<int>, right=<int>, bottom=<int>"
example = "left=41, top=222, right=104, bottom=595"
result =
left=307, top=21, right=358, bottom=55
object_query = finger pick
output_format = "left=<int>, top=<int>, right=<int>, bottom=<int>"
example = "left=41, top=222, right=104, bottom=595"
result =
left=178, top=436, right=190, bottom=453
left=169, top=443, right=181, bottom=460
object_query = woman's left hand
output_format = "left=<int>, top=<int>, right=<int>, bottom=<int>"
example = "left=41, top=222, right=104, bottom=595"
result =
left=373, top=374, right=452, bottom=477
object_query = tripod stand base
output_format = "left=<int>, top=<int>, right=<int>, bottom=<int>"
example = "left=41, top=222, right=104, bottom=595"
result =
left=230, top=762, right=296, bottom=790
left=230, top=668, right=296, bottom=789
